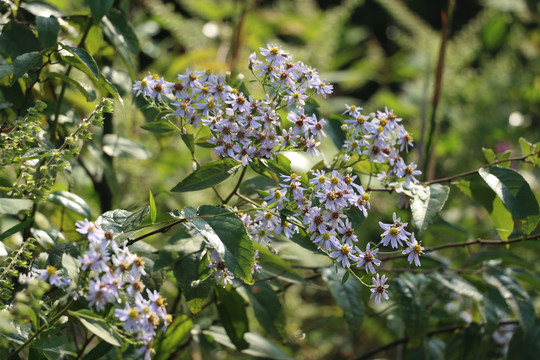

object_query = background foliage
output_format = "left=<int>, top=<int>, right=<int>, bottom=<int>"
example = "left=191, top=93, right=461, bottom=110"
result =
left=1, top=0, right=540, bottom=359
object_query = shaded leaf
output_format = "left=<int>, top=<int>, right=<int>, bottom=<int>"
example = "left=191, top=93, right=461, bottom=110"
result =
left=444, top=322, right=483, bottom=360
left=48, top=190, right=91, bottom=218
left=154, top=315, right=193, bottom=360
left=122, top=206, right=150, bottom=231
left=85, top=0, right=114, bottom=22
left=69, top=310, right=122, bottom=346
left=507, top=325, right=540, bottom=359
left=400, top=183, right=450, bottom=233
left=12, top=51, right=41, bottom=84
left=0, top=21, right=41, bottom=58
left=432, top=273, right=483, bottom=301
left=62, top=45, right=99, bottom=79
left=46, top=72, right=96, bottom=102
left=321, top=267, right=364, bottom=333
left=215, top=286, right=249, bottom=350
left=171, top=159, right=241, bottom=192
left=392, top=276, right=428, bottom=348
left=479, top=166, right=540, bottom=234
left=244, top=282, right=287, bottom=341
left=36, top=16, right=60, bottom=49
left=102, top=9, right=139, bottom=79
left=102, top=134, right=150, bottom=159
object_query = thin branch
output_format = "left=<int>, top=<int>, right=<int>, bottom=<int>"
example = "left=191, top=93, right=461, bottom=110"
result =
left=380, top=233, right=540, bottom=261
left=224, top=166, right=247, bottom=204
left=126, top=219, right=186, bottom=246
left=355, top=320, right=519, bottom=360
left=421, top=152, right=536, bottom=185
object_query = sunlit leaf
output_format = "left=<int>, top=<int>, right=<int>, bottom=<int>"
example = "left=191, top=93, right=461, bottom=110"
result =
left=171, top=159, right=241, bottom=192
left=400, top=183, right=450, bottom=233
left=479, top=166, right=540, bottom=234
left=61, top=45, right=99, bottom=79
left=48, top=190, right=91, bottom=218
left=102, top=134, right=150, bottom=159
left=69, top=310, right=122, bottom=346
left=0, top=198, right=33, bottom=215
left=154, top=315, right=193, bottom=360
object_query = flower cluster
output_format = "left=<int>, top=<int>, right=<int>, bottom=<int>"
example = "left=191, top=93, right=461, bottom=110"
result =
left=133, top=44, right=332, bottom=165
left=76, top=219, right=170, bottom=359
left=27, top=220, right=170, bottom=360
left=342, top=105, right=421, bottom=185
left=206, top=249, right=261, bottom=288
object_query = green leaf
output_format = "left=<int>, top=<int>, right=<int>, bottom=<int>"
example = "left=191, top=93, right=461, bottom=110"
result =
left=401, top=183, right=450, bottom=233
left=444, top=322, right=483, bottom=360
left=102, top=134, right=150, bottom=159
left=253, top=244, right=305, bottom=284
left=69, top=310, right=122, bottom=346
left=0, top=198, right=33, bottom=215
left=196, top=205, right=254, bottom=284
left=32, top=334, right=67, bottom=350
left=458, top=177, right=513, bottom=241
left=432, top=273, right=483, bottom=301
left=102, top=9, right=139, bottom=79
left=98, top=209, right=131, bottom=233
left=154, top=315, right=193, bottom=360
left=0, top=218, right=33, bottom=241
left=517, top=300, right=535, bottom=333
left=36, top=16, right=60, bottom=49
left=140, top=121, right=175, bottom=133
left=392, top=276, right=428, bottom=348
left=85, top=0, right=114, bottom=22
left=519, top=137, right=534, bottom=157
left=122, top=206, right=150, bottom=231
left=203, top=326, right=295, bottom=360
left=0, top=21, right=41, bottom=58
left=48, top=190, right=91, bottom=218
left=507, top=325, right=540, bottom=358
left=0, top=64, right=13, bottom=80
left=149, top=190, right=156, bottom=224
left=181, top=132, right=195, bottom=155
left=61, top=253, right=80, bottom=283
left=482, top=147, right=495, bottom=163
left=244, top=282, right=287, bottom=341
left=326, top=116, right=346, bottom=149
left=12, top=51, right=41, bottom=84
left=264, top=154, right=291, bottom=176
left=321, top=267, right=364, bottom=333
left=46, top=72, right=96, bottom=102
left=173, top=242, right=213, bottom=314
left=61, top=45, right=99, bottom=79
left=479, top=166, right=540, bottom=234
left=215, top=286, right=249, bottom=350
left=171, top=159, right=241, bottom=192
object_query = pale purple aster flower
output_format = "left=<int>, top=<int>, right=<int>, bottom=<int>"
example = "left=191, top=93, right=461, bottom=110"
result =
left=399, top=162, right=422, bottom=186
left=206, top=250, right=235, bottom=287
left=115, top=303, right=142, bottom=332
left=329, top=243, right=357, bottom=268
left=311, top=230, right=339, bottom=252
left=87, top=278, right=115, bottom=310
left=379, top=212, right=410, bottom=248
left=402, top=233, right=424, bottom=266
left=312, top=79, right=333, bottom=98
left=264, top=189, right=288, bottom=210
left=343, top=104, right=362, bottom=117
left=356, top=243, right=382, bottom=274
left=274, top=220, right=297, bottom=239
left=307, top=115, right=327, bottom=140
left=252, top=250, right=262, bottom=274
left=76, top=219, right=105, bottom=243
left=259, top=44, right=289, bottom=65
left=35, top=266, right=70, bottom=287
left=337, top=218, right=358, bottom=246
left=370, top=274, right=390, bottom=305
left=177, top=68, right=203, bottom=88
left=305, top=136, right=321, bottom=157
left=226, top=92, right=251, bottom=113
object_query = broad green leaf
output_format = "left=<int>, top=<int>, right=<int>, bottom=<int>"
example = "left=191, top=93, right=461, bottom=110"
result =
left=203, top=326, right=295, bottom=360
left=517, top=300, right=535, bottom=332
left=45, top=242, right=81, bottom=268
left=444, top=322, right=483, bottom=360
left=401, top=183, right=450, bottom=233
left=31, top=334, right=67, bottom=350
left=85, top=0, right=114, bottom=22
left=432, top=273, right=483, bottom=301
left=48, top=190, right=91, bottom=218
left=83, top=341, right=113, bottom=360
left=264, top=154, right=291, bottom=176
left=154, top=315, right=193, bottom=360
left=12, top=51, right=41, bottom=84
left=0, top=218, right=33, bottom=241
left=479, top=166, right=540, bottom=234
left=0, top=64, right=13, bottom=80
left=215, top=287, right=249, bottom=350
left=507, top=325, right=540, bottom=358
left=122, top=206, right=150, bottom=231
left=244, top=282, right=287, bottom=341
left=0, top=198, right=33, bottom=215
left=172, top=240, right=213, bottom=314
left=254, top=244, right=305, bottom=284
left=485, top=267, right=529, bottom=300
left=458, top=177, right=513, bottom=241
left=61, top=253, right=80, bottom=283
left=482, top=147, right=495, bottom=163
left=69, top=310, right=122, bottom=346
left=322, top=267, right=364, bottom=333
left=140, top=121, right=175, bottom=133
left=149, top=190, right=156, bottom=224
left=62, top=45, right=99, bottom=79
left=102, top=134, right=150, bottom=159
left=98, top=209, right=131, bottom=233
left=343, top=206, right=365, bottom=236
left=102, top=9, right=139, bottom=79
left=392, top=277, right=428, bottom=348
left=519, top=137, right=534, bottom=157
left=291, top=228, right=319, bottom=252
left=0, top=21, right=41, bottom=58
left=46, top=72, right=96, bottom=102
left=181, top=133, right=195, bottom=155
left=171, top=159, right=241, bottom=192
left=239, top=175, right=276, bottom=196
left=197, top=205, right=254, bottom=284
left=36, top=16, right=60, bottom=49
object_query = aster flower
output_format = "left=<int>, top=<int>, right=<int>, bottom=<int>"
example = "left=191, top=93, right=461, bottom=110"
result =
left=76, top=219, right=105, bottom=243
left=35, top=266, right=70, bottom=288
left=115, top=303, right=143, bottom=332
left=370, top=274, right=390, bottom=305
left=379, top=212, right=410, bottom=248
left=356, top=243, right=382, bottom=274
left=206, top=250, right=235, bottom=287
left=311, top=230, right=339, bottom=252
left=402, top=233, right=424, bottom=266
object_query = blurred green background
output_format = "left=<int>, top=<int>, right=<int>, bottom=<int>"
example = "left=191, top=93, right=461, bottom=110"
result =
left=17, top=0, right=540, bottom=358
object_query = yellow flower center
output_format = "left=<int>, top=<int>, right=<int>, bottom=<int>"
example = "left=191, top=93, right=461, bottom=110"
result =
left=128, top=308, right=139, bottom=319
left=389, top=227, right=399, bottom=236
left=330, top=176, right=340, bottom=185
left=46, top=266, right=57, bottom=276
